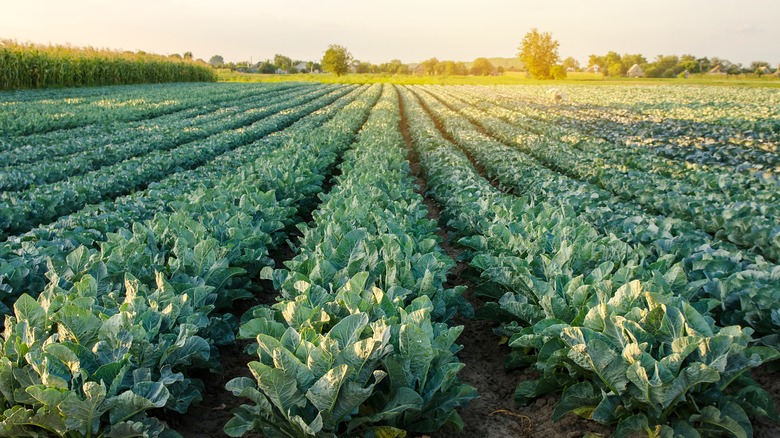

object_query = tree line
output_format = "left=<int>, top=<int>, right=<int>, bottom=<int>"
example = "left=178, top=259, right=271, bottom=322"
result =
left=207, top=30, right=779, bottom=79
left=211, top=45, right=501, bottom=77
left=582, top=52, right=776, bottom=77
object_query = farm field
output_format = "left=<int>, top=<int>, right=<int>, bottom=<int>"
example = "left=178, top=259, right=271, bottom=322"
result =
left=0, top=82, right=779, bottom=438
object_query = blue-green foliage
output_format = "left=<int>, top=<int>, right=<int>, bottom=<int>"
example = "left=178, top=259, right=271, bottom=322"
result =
left=399, top=85, right=779, bottom=437
left=0, top=83, right=381, bottom=436
left=227, top=85, right=475, bottom=437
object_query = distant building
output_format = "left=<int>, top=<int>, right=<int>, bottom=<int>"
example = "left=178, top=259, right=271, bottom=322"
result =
left=708, top=65, right=727, bottom=75
left=679, top=69, right=690, bottom=79
left=585, top=64, right=601, bottom=74
left=627, top=64, right=644, bottom=78
left=757, top=65, right=772, bottom=75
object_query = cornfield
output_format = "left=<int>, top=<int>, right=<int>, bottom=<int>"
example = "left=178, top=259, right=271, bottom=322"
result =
left=0, top=40, right=216, bottom=89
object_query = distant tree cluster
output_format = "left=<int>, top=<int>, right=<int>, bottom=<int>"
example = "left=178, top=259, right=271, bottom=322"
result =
left=416, top=57, right=495, bottom=76
left=208, top=53, right=320, bottom=74
left=585, top=51, right=775, bottom=77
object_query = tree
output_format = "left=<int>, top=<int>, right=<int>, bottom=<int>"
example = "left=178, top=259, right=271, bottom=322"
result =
left=470, top=57, right=494, bottom=76
left=608, top=62, right=623, bottom=77
left=420, top=58, right=439, bottom=76
left=587, top=54, right=604, bottom=71
left=274, top=54, right=293, bottom=72
left=518, top=28, right=560, bottom=79
left=380, top=59, right=405, bottom=74
left=355, top=61, right=373, bottom=74
left=257, top=61, right=276, bottom=74
left=321, top=45, right=352, bottom=76
left=561, top=57, right=580, bottom=71
left=208, top=55, right=224, bottom=67
left=183, top=51, right=193, bottom=61
left=453, top=61, right=469, bottom=75
left=550, top=65, right=567, bottom=80
left=750, top=60, right=770, bottom=71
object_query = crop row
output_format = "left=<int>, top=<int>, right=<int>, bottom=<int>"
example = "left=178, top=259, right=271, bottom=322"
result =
left=413, top=86, right=780, bottom=348
left=450, top=86, right=779, bottom=200
left=398, top=85, right=777, bottom=436
left=0, top=84, right=383, bottom=436
left=226, top=84, right=475, bottom=437
left=478, top=85, right=780, bottom=170
left=429, top=86, right=780, bottom=265
left=0, top=83, right=306, bottom=166
left=0, top=85, right=368, bottom=317
left=479, top=84, right=780, bottom=149
left=0, top=84, right=315, bottom=192
left=0, top=84, right=350, bottom=239
left=0, top=82, right=252, bottom=137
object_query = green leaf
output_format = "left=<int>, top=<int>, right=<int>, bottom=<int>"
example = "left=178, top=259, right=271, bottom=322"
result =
left=552, top=382, right=600, bottom=421
left=690, top=403, right=750, bottom=438
left=608, top=280, right=643, bottom=311
left=107, top=382, right=169, bottom=424
left=564, top=329, right=629, bottom=394
left=330, top=381, right=376, bottom=425
left=306, top=364, right=349, bottom=413
left=681, top=301, right=713, bottom=337
left=662, top=362, right=720, bottom=410
left=327, top=313, right=369, bottom=349
left=591, top=394, right=621, bottom=425
left=61, top=382, right=108, bottom=436
left=25, top=384, right=69, bottom=407
left=398, top=324, right=434, bottom=388
left=334, top=337, right=380, bottom=386
left=163, top=335, right=210, bottom=368
left=51, top=305, right=102, bottom=346
left=373, top=386, right=423, bottom=421
left=613, top=414, right=649, bottom=438
left=252, top=366, right=307, bottom=419
left=66, top=246, right=92, bottom=275
left=223, top=407, right=258, bottom=437
left=14, top=294, right=46, bottom=331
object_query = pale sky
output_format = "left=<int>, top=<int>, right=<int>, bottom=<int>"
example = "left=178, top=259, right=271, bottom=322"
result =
left=2, top=0, right=778, bottom=66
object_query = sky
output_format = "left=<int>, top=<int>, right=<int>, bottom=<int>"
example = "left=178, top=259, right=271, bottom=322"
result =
left=2, top=0, right=779, bottom=66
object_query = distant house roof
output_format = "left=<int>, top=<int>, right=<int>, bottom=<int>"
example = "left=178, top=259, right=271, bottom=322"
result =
left=627, top=64, right=644, bottom=77
left=758, top=65, right=772, bottom=74
left=708, top=65, right=726, bottom=74
left=585, top=64, right=601, bottom=73
left=294, top=61, right=308, bottom=71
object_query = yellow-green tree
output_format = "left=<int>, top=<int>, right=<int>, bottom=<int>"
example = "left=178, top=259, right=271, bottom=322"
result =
left=321, top=44, right=352, bottom=76
left=518, top=28, right=560, bottom=79
left=470, top=57, right=494, bottom=76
